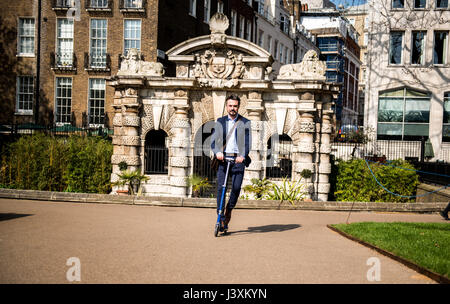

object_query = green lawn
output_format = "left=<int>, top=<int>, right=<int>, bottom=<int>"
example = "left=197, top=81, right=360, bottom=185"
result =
left=331, top=222, right=450, bottom=278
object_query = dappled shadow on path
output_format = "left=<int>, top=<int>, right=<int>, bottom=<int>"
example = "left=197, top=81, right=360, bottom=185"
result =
left=227, top=224, right=301, bottom=236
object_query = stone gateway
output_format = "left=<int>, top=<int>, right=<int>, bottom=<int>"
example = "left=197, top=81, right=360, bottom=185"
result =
left=107, top=13, right=339, bottom=201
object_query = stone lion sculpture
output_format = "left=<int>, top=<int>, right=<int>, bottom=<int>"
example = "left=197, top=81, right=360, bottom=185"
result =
left=277, top=50, right=326, bottom=80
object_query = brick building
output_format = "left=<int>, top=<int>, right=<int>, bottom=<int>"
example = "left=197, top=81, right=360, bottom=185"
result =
left=0, top=0, right=255, bottom=129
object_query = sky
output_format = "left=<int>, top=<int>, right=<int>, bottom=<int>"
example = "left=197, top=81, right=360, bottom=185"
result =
left=329, top=0, right=368, bottom=8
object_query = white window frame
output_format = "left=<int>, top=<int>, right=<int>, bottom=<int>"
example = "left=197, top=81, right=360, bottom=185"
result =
left=89, top=19, right=108, bottom=69
left=123, top=0, right=143, bottom=8
left=189, top=0, right=197, bottom=17
left=16, top=76, right=34, bottom=115
left=56, top=18, right=74, bottom=67
left=88, top=78, right=106, bottom=127
left=377, top=87, right=431, bottom=140
left=55, top=77, right=73, bottom=125
left=436, top=0, right=449, bottom=9
left=413, top=0, right=427, bottom=9
left=89, top=0, right=108, bottom=7
left=433, top=31, right=448, bottom=65
left=17, top=17, right=35, bottom=56
left=443, top=92, right=450, bottom=141
left=388, top=31, right=404, bottom=65
left=392, top=0, right=405, bottom=9
left=123, top=19, right=141, bottom=55
left=204, top=0, right=211, bottom=24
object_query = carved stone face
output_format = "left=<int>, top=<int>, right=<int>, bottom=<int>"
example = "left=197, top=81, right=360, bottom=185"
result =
left=128, top=49, right=139, bottom=60
left=304, top=50, right=318, bottom=61
left=211, top=57, right=226, bottom=75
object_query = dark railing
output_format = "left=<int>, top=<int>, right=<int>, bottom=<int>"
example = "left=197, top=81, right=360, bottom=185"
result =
left=51, top=52, right=77, bottom=71
left=119, top=0, right=146, bottom=12
left=193, top=154, right=218, bottom=197
left=0, top=123, right=112, bottom=138
left=52, top=0, right=75, bottom=9
left=332, top=140, right=450, bottom=186
left=144, top=146, right=168, bottom=175
left=409, top=161, right=450, bottom=186
left=85, top=0, right=113, bottom=10
left=84, top=52, right=111, bottom=71
left=332, top=140, right=425, bottom=162
left=266, top=158, right=292, bottom=179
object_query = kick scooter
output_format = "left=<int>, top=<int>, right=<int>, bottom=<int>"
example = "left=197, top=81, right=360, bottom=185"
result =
left=214, top=156, right=234, bottom=237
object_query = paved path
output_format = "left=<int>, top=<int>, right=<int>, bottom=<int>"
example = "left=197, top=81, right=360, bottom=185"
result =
left=0, top=198, right=445, bottom=284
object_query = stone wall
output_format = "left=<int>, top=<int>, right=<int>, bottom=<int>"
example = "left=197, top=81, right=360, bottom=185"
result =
left=416, top=184, right=450, bottom=203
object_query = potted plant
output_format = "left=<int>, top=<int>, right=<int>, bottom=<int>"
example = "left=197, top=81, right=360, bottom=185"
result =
left=186, top=174, right=212, bottom=197
left=113, top=170, right=149, bottom=195
left=265, top=177, right=306, bottom=206
left=243, top=178, right=272, bottom=200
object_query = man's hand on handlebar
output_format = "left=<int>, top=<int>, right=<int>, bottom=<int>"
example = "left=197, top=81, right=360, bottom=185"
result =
left=235, top=156, right=244, bottom=164
left=216, top=152, right=224, bottom=161
left=216, top=152, right=244, bottom=164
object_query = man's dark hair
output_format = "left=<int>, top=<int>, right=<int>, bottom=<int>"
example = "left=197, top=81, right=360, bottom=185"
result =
left=226, top=94, right=240, bottom=106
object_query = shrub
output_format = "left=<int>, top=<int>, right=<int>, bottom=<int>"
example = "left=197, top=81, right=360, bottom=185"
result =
left=334, top=159, right=419, bottom=203
left=265, top=177, right=306, bottom=204
left=0, top=134, right=113, bottom=194
left=243, top=178, right=272, bottom=200
left=186, top=174, right=212, bottom=198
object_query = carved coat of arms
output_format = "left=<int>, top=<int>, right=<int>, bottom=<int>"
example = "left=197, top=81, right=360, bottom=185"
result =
left=193, top=49, right=245, bottom=88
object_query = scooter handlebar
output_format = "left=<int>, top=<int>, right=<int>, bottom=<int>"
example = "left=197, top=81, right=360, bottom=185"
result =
left=224, top=156, right=236, bottom=163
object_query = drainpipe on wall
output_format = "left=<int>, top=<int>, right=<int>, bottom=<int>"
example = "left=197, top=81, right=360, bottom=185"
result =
left=34, top=0, right=41, bottom=125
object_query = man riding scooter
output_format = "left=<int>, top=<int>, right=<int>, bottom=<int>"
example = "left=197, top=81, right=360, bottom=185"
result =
left=210, top=94, right=251, bottom=235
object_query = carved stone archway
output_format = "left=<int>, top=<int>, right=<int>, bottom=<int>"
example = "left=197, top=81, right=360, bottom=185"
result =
left=107, top=13, right=339, bottom=201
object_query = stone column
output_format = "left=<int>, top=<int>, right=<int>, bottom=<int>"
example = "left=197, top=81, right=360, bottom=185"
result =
left=317, top=109, right=334, bottom=201
left=111, top=86, right=142, bottom=189
left=244, top=91, right=265, bottom=187
left=295, top=109, right=316, bottom=200
left=169, top=89, right=191, bottom=197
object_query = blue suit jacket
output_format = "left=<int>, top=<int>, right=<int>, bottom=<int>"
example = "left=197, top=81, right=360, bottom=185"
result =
left=211, top=114, right=252, bottom=167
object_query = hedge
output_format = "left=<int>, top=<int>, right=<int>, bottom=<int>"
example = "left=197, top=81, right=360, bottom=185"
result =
left=0, top=134, right=112, bottom=194
left=333, top=158, right=419, bottom=203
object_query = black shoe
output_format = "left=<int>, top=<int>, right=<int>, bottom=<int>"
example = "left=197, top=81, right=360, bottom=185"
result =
left=439, top=211, right=449, bottom=220
left=219, top=216, right=226, bottom=232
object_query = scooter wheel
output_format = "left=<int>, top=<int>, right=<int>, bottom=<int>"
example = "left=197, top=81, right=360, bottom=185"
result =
left=214, top=223, right=220, bottom=237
